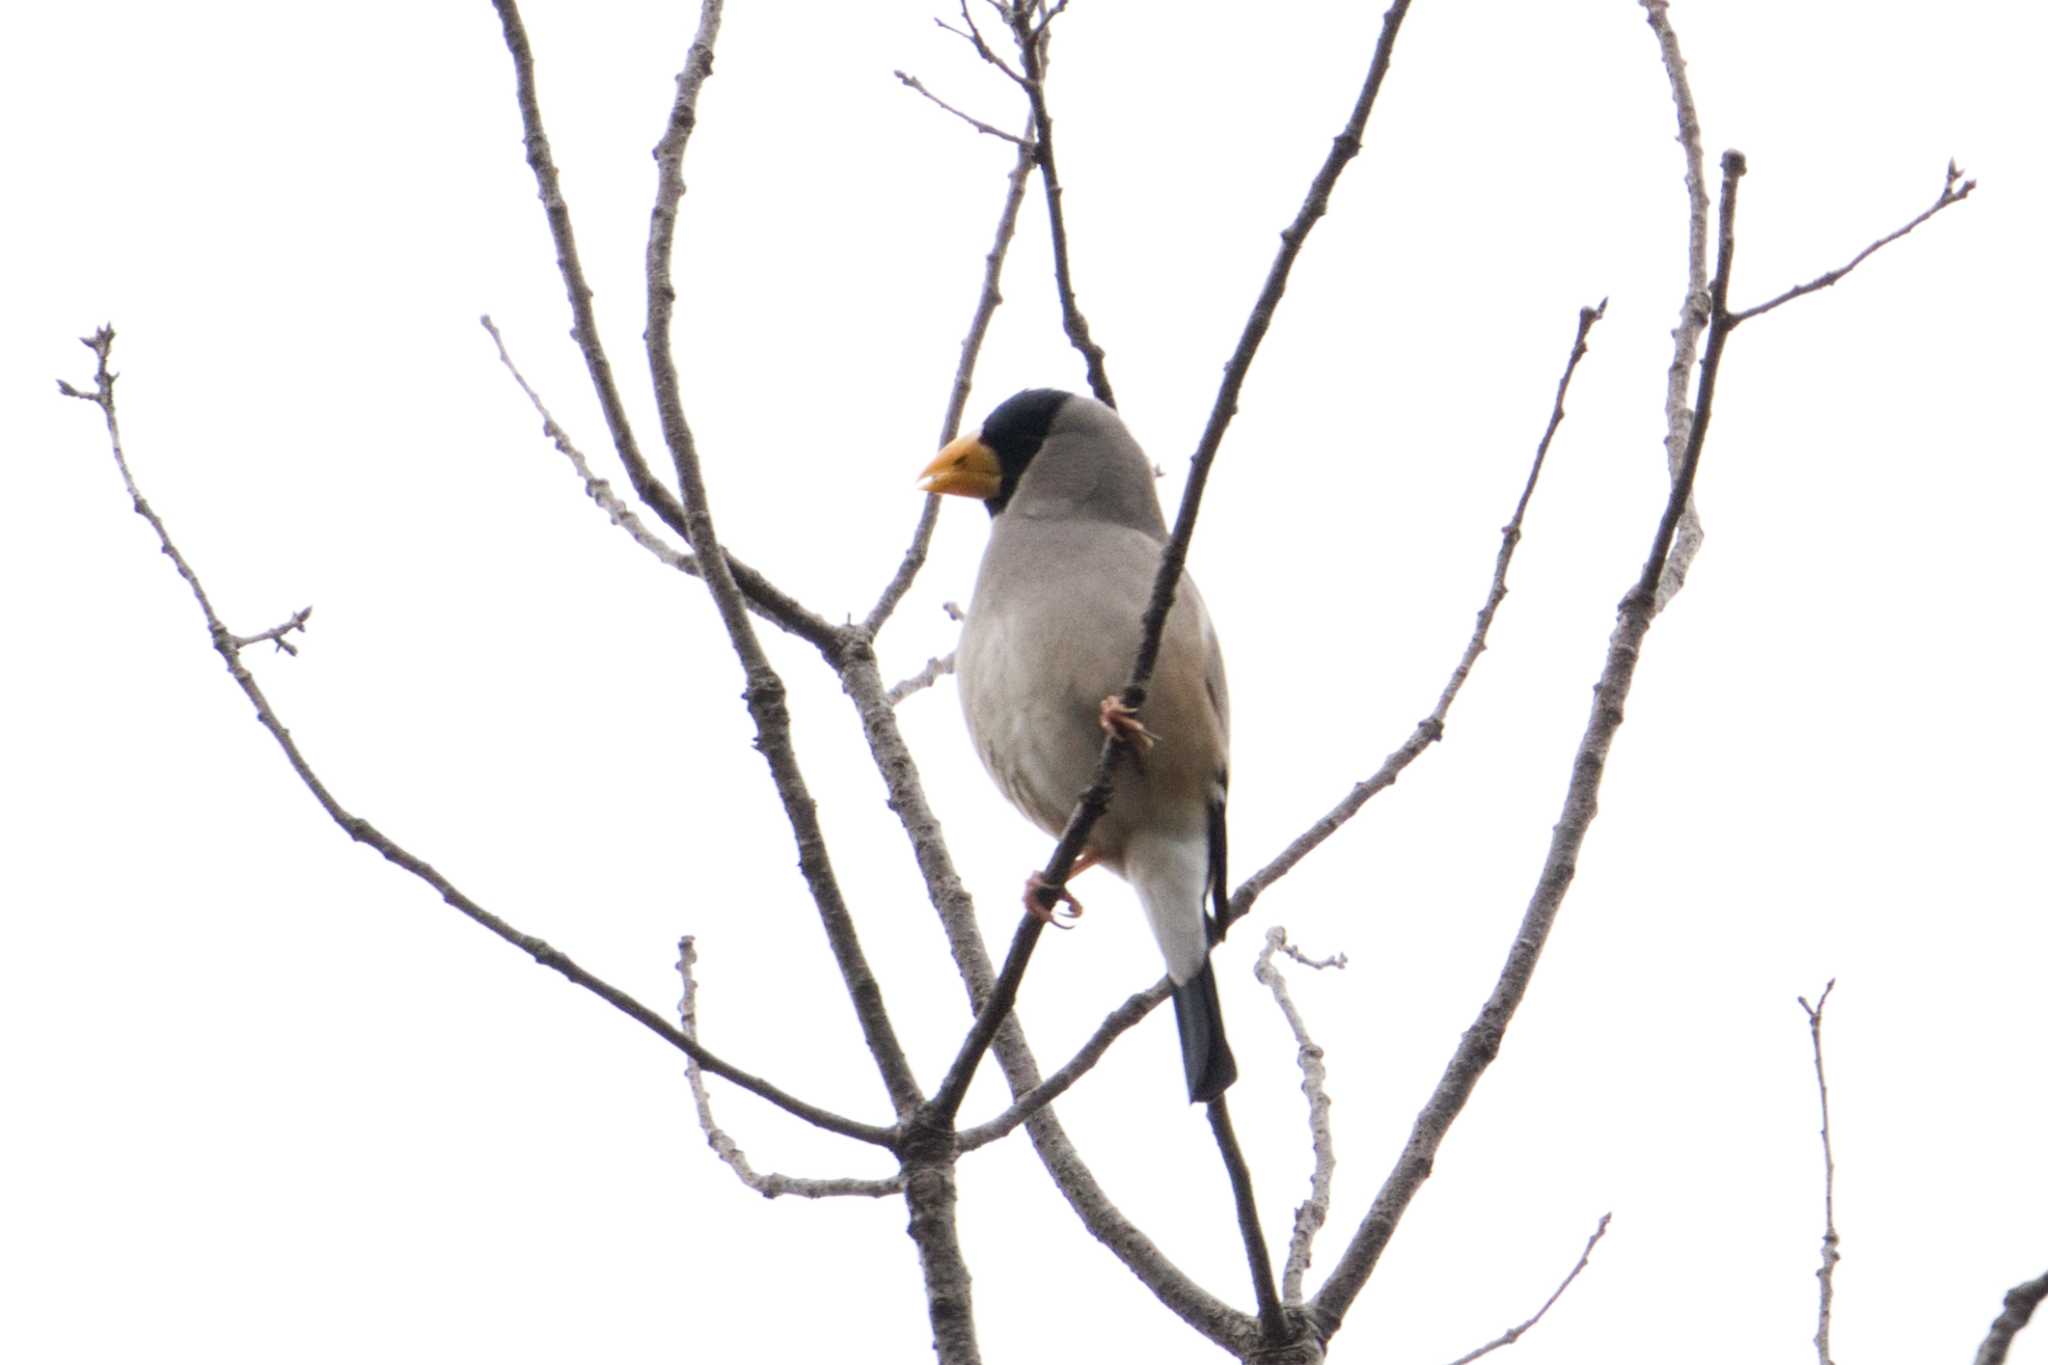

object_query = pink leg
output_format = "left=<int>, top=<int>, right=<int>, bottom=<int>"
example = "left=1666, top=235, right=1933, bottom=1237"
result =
left=1098, top=695, right=1159, bottom=751
left=1023, top=872, right=1084, bottom=928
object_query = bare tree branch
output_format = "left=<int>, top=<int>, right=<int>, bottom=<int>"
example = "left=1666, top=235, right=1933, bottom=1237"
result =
left=893, top=69, right=1033, bottom=147
left=1732, top=161, right=1975, bottom=323
left=58, top=327, right=894, bottom=1151
left=1255, top=929, right=1342, bottom=1305
left=888, top=651, right=958, bottom=706
left=866, top=133, right=1036, bottom=635
left=1044, top=0, right=1431, bottom=932
left=1798, top=981, right=1842, bottom=1365
left=932, top=132, right=1036, bottom=460
left=951, top=926, right=1339, bottom=1162
left=488, top=0, right=834, bottom=650
left=1209, top=1094, right=1288, bottom=1346
left=929, top=910, right=1049, bottom=1123
left=936, top=1, right=1026, bottom=88
left=1229, top=301, right=1605, bottom=926
left=955, top=980, right=1167, bottom=1151
left=637, top=14, right=998, bottom=1355
left=678, top=938, right=905, bottom=1200
left=1638, top=0, right=1709, bottom=610
left=1307, top=124, right=1973, bottom=1336
left=230, top=605, right=313, bottom=656
left=833, top=646, right=1244, bottom=1349
left=1307, top=148, right=1751, bottom=1340
left=1442, top=1214, right=1612, bottom=1365
left=1004, top=1, right=1115, bottom=407
left=1973, top=1270, right=2048, bottom=1365
left=1138, top=0, right=1411, bottom=711
left=481, top=314, right=700, bottom=577
left=1275, top=941, right=1348, bottom=972
left=639, top=0, right=925, bottom=1122
left=829, top=634, right=1233, bottom=1365
left=58, top=5, right=1991, bottom=1360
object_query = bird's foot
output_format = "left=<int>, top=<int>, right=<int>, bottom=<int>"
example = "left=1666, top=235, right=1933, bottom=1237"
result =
left=1024, top=872, right=1084, bottom=929
left=1099, top=695, right=1158, bottom=752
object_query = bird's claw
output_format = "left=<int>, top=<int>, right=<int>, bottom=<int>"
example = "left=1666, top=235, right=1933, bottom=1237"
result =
left=1099, top=695, right=1158, bottom=752
left=1024, top=873, right=1084, bottom=929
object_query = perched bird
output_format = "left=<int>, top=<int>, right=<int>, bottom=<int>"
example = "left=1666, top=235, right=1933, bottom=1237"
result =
left=918, top=389, right=1238, bottom=1103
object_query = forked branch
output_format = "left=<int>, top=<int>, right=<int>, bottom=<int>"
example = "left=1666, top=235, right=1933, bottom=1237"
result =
left=488, top=0, right=833, bottom=649
left=1229, top=300, right=1604, bottom=927
left=639, top=0, right=925, bottom=1121
left=679, top=938, right=905, bottom=1199
left=1003, top=0, right=1115, bottom=407
left=1733, top=161, right=1974, bottom=323
left=59, top=327, right=892, bottom=1152
left=1639, top=0, right=1710, bottom=607
left=1306, top=149, right=1752, bottom=1339
left=866, top=130, right=1037, bottom=634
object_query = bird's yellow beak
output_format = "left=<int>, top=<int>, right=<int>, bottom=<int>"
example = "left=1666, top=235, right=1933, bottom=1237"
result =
left=917, top=435, right=1002, bottom=500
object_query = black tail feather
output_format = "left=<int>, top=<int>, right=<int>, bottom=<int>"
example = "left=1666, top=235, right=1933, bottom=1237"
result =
left=1173, top=959, right=1237, bottom=1103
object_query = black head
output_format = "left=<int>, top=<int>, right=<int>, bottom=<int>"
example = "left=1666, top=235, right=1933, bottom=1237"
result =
left=978, top=388, right=1074, bottom=516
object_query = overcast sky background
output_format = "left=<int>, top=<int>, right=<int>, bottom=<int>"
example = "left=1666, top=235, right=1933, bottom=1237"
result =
left=5, top=3, right=2043, bottom=1362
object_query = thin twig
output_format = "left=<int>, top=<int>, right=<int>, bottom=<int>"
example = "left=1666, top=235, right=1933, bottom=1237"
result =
left=1973, top=1271, right=2048, bottom=1365
left=1245, top=929, right=1343, bottom=1301
left=934, top=128, right=1034, bottom=459
left=1229, top=301, right=1605, bottom=926
left=953, top=929, right=1345, bottom=1158
left=59, top=327, right=892, bottom=1151
left=936, top=1, right=1026, bottom=87
left=488, top=0, right=833, bottom=650
left=1005, top=1, right=1114, bottom=407
left=1639, top=0, right=1709, bottom=610
left=637, top=13, right=981, bottom=1355
left=1732, top=161, right=1975, bottom=323
left=230, top=606, right=313, bottom=656
left=1255, top=928, right=1342, bottom=1305
left=1209, top=1094, right=1287, bottom=1345
left=678, top=938, right=904, bottom=1199
left=1798, top=980, right=1841, bottom=1365
left=929, top=909, right=1046, bottom=1122
left=865, top=132, right=1037, bottom=635
left=640, top=0, right=924, bottom=1121
left=893, top=70, right=1032, bottom=147
left=1306, top=150, right=1751, bottom=1341
left=955, top=980, right=1167, bottom=1151
left=1133, top=0, right=1413, bottom=719
left=481, top=315, right=699, bottom=577
left=1442, top=1214, right=1613, bottom=1365
left=887, top=652, right=958, bottom=706
left=1277, top=940, right=1348, bottom=971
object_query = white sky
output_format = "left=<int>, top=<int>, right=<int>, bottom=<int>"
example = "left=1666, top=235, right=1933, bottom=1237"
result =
left=5, top=3, right=2043, bottom=1362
